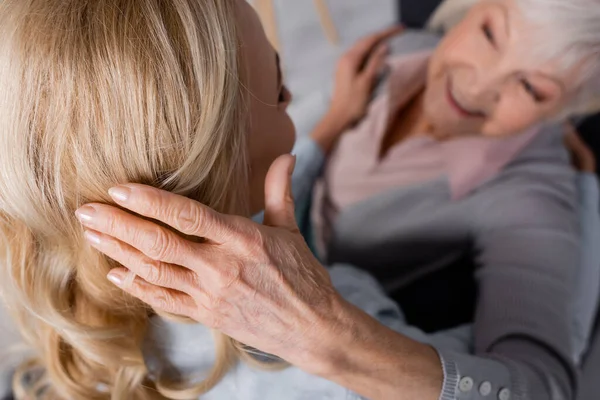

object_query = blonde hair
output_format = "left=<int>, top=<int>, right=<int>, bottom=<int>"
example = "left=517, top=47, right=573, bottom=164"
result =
left=0, top=0, right=278, bottom=398
left=427, top=0, right=600, bottom=117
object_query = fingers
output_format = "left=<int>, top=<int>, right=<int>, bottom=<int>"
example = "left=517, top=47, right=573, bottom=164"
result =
left=347, top=25, right=404, bottom=66
left=263, top=154, right=299, bottom=231
left=106, top=184, right=231, bottom=242
left=75, top=203, right=197, bottom=266
left=84, top=229, right=200, bottom=293
left=362, top=44, right=389, bottom=83
left=107, top=267, right=199, bottom=318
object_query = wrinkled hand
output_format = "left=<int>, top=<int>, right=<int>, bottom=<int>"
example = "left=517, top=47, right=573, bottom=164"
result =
left=75, top=155, right=343, bottom=370
left=328, top=25, right=404, bottom=128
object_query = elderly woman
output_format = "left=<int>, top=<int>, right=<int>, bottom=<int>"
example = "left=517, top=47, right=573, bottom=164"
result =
left=78, top=2, right=600, bottom=400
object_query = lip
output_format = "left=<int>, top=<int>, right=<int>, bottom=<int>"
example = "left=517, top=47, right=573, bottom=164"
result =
left=446, top=80, right=485, bottom=118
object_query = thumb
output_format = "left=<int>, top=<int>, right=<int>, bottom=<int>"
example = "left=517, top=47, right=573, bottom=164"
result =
left=263, top=154, right=298, bottom=231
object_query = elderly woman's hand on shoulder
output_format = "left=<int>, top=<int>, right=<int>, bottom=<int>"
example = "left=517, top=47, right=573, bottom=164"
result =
left=310, top=26, right=404, bottom=153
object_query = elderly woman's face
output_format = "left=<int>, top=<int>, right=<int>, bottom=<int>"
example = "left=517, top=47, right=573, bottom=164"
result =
left=424, top=0, right=576, bottom=137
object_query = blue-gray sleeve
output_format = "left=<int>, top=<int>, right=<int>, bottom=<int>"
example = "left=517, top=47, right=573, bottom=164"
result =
left=434, top=171, right=585, bottom=400
left=572, top=172, right=600, bottom=360
left=252, top=138, right=324, bottom=224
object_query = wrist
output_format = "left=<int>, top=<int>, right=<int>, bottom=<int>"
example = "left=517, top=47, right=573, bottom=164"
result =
left=310, top=109, right=350, bottom=153
left=298, top=297, right=443, bottom=400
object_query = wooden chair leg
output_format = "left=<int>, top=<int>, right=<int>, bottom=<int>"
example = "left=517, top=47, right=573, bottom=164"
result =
left=314, top=0, right=339, bottom=45
left=253, top=0, right=339, bottom=49
left=252, top=0, right=281, bottom=51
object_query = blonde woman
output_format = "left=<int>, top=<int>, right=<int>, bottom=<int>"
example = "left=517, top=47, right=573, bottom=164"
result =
left=0, top=0, right=404, bottom=399
left=79, top=1, right=600, bottom=400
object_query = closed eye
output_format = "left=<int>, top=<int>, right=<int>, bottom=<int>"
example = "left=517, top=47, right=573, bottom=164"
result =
left=482, top=23, right=495, bottom=45
left=521, top=79, right=545, bottom=103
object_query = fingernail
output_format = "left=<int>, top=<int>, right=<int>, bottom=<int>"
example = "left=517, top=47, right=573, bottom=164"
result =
left=84, top=230, right=102, bottom=245
left=107, top=271, right=124, bottom=286
left=108, top=186, right=131, bottom=202
left=75, top=206, right=97, bottom=224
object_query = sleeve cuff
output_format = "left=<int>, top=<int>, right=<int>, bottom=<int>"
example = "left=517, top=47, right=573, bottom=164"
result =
left=435, top=348, right=525, bottom=400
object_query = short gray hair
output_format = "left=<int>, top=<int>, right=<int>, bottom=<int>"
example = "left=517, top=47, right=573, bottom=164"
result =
left=427, top=0, right=600, bottom=117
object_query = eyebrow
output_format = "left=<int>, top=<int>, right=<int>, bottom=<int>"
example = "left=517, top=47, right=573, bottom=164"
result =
left=275, top=52, right=282, bottom=89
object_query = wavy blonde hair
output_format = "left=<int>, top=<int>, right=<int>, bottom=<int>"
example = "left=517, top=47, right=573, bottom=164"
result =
left=0, top=0, right=277, bottom=398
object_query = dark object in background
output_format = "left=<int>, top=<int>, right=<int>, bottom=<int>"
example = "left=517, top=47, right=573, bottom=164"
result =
left=398, top=0, right=443, bottom=28
left=391, top=251, right=477, bottom=332
left=577, top=114, right=600, bottom=176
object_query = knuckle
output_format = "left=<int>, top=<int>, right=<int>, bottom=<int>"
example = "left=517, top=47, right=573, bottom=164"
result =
left=140, top=259, right=162, bottom=283
left=237, top=226, right=268, bottom=259
left=104, top=212, right=120, bottom=235
left=207, top=295, right=224, bottom=312
left=175, top=202, right=203, bottom=234
left=146, top=228, right=172, bottom=261
left=125, top=277, right=145, bottom=300
left=144, top=189, right=168, bottom=218
left=113, top=239, right=133, bottom=262
left=189, top=271, right=204, bottom=292
left=152, top=291, right=175, bottom=312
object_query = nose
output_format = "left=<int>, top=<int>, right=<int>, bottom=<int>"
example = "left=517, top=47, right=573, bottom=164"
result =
left=461, top=68, right=502, bottom=106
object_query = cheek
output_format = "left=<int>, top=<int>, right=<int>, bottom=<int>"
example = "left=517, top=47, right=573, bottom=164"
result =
left=484, top=101, right=542, bottom=136
left=424, top=74, right=459, bottom=124
left=248, top=106, right=296, bottom=171
left=263, top=108, right=295, bottom=157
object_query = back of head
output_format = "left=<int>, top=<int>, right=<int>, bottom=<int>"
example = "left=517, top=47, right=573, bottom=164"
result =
left=0, top=0, right=252, bottom=398
left=428, top=0, right=600, bottom=117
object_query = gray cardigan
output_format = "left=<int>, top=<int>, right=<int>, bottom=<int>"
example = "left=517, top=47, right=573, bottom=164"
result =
left=323, top=123, right=583, bottom=400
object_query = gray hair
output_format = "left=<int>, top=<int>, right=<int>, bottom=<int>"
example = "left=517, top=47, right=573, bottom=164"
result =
left=427, top=0, right=600, bottom=117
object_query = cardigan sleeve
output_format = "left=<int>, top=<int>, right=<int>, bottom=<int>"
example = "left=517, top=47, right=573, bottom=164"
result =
left=443, top=167, right=585, bottom=400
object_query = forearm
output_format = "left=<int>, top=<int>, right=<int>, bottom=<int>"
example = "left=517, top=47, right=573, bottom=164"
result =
left=309, top=109, right=350, bottom=154
left=299, top=296, right=443, bottom=400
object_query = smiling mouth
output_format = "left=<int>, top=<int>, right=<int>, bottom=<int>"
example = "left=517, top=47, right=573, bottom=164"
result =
left=446, top=80, right=485, bottom=119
